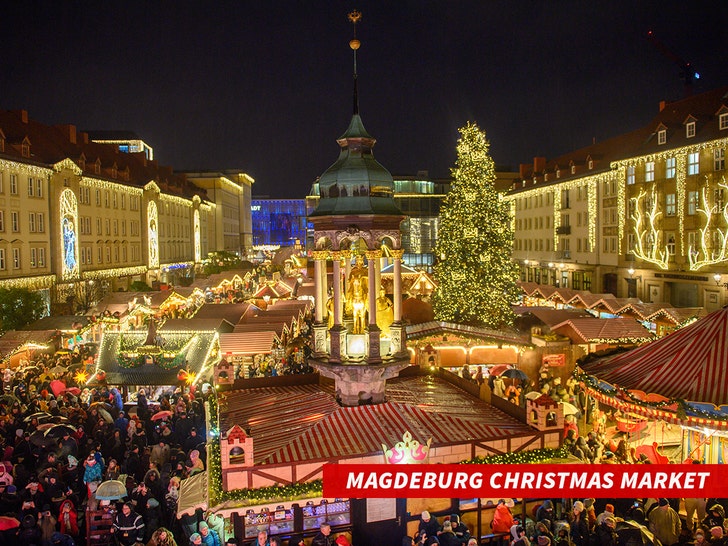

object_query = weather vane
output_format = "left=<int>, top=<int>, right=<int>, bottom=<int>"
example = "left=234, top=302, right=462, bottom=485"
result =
left=348, top=9, right=362, bottom=115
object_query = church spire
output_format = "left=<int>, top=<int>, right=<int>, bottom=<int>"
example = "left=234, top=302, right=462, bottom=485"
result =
left=348, top=10, right=362, bottom=115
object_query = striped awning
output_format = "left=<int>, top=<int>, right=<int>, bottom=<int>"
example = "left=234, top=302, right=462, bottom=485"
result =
left=219, top=332, right=277, bottom=355
left=581, top=306, right=728, bottom=407
left=219, top=376, right=534, bottom=466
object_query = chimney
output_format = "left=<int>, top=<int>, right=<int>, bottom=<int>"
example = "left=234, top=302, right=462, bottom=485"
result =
left=659, top=100, right=667, bottom=112
left=533, top=156, right=546, bottom=174
left=18, top=110, right=29, bottom=123
left=81, top=132, right=89, bottom=144
left=58, top=124, right=77, bottom=144
left=519, top=163, right=531, bottom=179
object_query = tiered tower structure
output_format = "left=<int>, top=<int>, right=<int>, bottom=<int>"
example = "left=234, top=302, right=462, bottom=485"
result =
left=308, top=11, right=410, bottom=406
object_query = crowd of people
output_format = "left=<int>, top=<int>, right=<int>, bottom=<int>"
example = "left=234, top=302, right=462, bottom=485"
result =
left=0, top=359, right=212, bottom=546
left=402, top=497, right=728, bottom=546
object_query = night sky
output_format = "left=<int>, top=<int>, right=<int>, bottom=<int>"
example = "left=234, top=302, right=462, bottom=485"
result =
left=2, top=2, right=726, bottom=198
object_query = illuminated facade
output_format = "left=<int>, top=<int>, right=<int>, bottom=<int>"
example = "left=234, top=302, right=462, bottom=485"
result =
left=251, top=198, right=307, bottom=247
left=0, top=109, right=232, bottom=312
left=183, top=171, right=254, bottom=258
left=507, top=86, right=728, bottom=310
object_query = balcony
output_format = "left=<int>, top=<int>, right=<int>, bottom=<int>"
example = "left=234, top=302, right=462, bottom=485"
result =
left=556, top=225, right=571, bottom=235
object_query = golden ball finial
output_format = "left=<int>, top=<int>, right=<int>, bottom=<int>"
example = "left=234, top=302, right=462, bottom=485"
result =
left=349, top=39, right=361, bottom=51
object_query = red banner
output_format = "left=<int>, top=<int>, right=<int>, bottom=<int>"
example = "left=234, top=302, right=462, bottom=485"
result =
left=323, top=464, right=728, bottom=498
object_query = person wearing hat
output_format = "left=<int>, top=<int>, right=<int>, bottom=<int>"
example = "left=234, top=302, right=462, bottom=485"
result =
left=535, top=520, right=555, bottom=546
left=703, top=504, right=725, bottom=531
left=39, top=503, right=58, bottom=545
left=199, top=520, right=221, bottom=546
left=594, top=516, right=618, bottom=546
left=694, top=528, right=709, bottom=546
left=596, top=503, right=615, bottom=526
left=492, top=499, right=516, bottom=533
left=418, top=511, right=440, bottom=541
left=190, top=533, right=203, bottom=546
left=437, top=520, right=459, bottom=546
left=450, top=514, right=471, bottom=545
left=648, top=499, right=680, bottom=546
left=569, top=501, right=590, bottom=546
left=112, top=501, right=145, bottom=546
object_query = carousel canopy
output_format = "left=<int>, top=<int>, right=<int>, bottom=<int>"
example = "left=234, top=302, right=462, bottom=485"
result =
left=580, top=306, right=728, bottom=406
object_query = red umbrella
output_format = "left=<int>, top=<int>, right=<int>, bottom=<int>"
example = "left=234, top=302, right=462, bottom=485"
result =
left=50, top=379, right=66, bottom=398
left=0, top=516, right=20, bottom=530
left=488, top=364, right=511, bottom=376
left=151, top=410, right=173, bottom=421
left=61, top=387, right=81, bottom=396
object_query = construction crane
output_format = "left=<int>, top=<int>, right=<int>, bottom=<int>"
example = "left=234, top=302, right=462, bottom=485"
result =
left=646, top=30, right=700, bottom=97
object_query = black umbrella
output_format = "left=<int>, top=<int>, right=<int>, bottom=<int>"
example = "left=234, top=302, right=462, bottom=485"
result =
left=616, top=520, right=659, bottom=546
left=24, top=412, right=52, bottom=423
left=43, top=424, right=77, bottom=438
left=501, top=368, right=529, bottom=382
left=29, top=430, right=58, bottom=448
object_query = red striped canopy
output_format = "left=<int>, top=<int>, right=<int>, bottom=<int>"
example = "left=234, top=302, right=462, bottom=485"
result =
left=580, top=307, right=728, bottom=406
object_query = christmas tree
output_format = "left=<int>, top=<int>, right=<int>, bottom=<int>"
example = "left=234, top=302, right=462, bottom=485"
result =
left=432, top=122, right=520, bottom=328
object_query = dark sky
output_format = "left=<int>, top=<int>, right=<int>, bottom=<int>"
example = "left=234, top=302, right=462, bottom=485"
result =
left=2, top=2, right=726, bottom=198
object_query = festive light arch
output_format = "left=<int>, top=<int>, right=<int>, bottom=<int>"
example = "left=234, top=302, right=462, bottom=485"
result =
left=60, top=188, right=80, bottom=280
left=148, top=200, right=159, bottom=269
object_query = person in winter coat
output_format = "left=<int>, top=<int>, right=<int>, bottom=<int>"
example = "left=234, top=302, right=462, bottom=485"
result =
left=438, top=521, right=460, bottom=546
left=536, top=501, right=556, bottom=529
left=58, top=499, right=79, bottom=538
left=569, top=501, right=590, bottom=546
left=199, top=521, right=221, bottom=546
left=50, top=532, right=77, bottom=546
left=82, top=452, right=103, bottom=498
left=554, top=523, right=572, bottom=546
left=147, top=527, right=178, bottom=546
left=648, top=499, right=681, bottom=546
left=702, top=504, right=725, bottom=531
left=113, top=502, right=145, bottom=546
left=492, top=499, right=516, bottom=534
left=450, top=514, right=471, bottom=545
left=594, top=517, right=618, bottom=546
left=18, top=513, right=41, bottom=546
left=39, top=504, right=58, bottom=545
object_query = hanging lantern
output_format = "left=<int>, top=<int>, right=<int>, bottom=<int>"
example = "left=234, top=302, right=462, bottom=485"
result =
left=177, top=369, right=188, bottom=382
left=96, top=370, right=106, bottom=382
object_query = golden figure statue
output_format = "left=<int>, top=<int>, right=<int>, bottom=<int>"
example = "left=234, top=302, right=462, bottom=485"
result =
left=376, top=287, right=394, bottom=335
left=346, top=255, right=368, bottom=334
left=326, top=295, right=335, bottom=329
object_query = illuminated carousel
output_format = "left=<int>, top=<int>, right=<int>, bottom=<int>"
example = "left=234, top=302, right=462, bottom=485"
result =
left=578, top=306, right=728, bottom=463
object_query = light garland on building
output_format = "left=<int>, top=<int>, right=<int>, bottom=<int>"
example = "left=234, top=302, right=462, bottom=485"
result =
left=53, top=158, right=83, bottom=176
left=81, top=176, right=143, bottom=195
left=688, top=177, right=728, bottom=270
left=630, top=187, right=669, bottom=269
left=82, top=265, right=147, bottom=280
left=0, top=158, right=51, bottom=178
left=0, top=275, right=55, bottom=290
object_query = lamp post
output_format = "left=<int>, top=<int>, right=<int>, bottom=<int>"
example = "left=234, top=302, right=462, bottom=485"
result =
left=714, top=273, right=728, bottom=289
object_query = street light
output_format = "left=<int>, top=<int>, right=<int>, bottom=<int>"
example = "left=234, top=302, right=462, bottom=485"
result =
left=714, top=273, right=728, bottom=289
left=628, top=268, right=642, bottom=281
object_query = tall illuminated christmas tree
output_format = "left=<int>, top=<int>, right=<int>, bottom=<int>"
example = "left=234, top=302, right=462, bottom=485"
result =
left=432, top=122, right=520, bottom=328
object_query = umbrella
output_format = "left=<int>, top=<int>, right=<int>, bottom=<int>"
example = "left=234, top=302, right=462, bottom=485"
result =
left=501, top=368, right=528, bottom=382
left=151, top=410, right=173, bottom=421
left=0, top=516, right=19, bottom=531
left=50, top=379, right=66, bottom=397
left=559, top=401, right=580, bottom=416
left=95, top=479, right=127, bottom=501
left=525, top=391, right=543, bottom=401
left=60, top=387, right=81, bottom=396
left=44, top=424, right=77, bottom=438
left=97, top=408, right=113, bottom=423
left=36, top=423, right=56, bottom=432
left=616, top=520, right=659, bottom=546
left=29, top=430, right=58, bottom=448
left=90, top=401, right=112, bottom=411
left=49, top=365, right=67, bottom=375
left=24, top=412, right=52, bottom=423
left=488, top=364, right=511, bottom=376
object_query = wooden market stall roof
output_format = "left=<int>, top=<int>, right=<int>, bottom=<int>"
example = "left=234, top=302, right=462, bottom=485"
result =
left=406, top=320, right=529, bottom=345
left=159, top=318, right=235, bottom=333
left=21, top=315, right=90, bottom=332
left=219, top=332, right=278, bottom=356
left=551, top=317, right=655, bottom=345
left=192, top=303, right=258, bottom=325
left=0, top=330, right=56, bottom=361
left=232, top=323, right=288, bottom=338
left=514, top=306, right=591, bottom=329
left=219, top=374, right=535, bottom=466
left=580, top=307, right=728, bottom=407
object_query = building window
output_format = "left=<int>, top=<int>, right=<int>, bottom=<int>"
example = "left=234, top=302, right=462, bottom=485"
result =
left=688, top=152, right=700, bottom=175
left=106, top=247, right=111, bottom=263
left=121, top=194, right=126, bottom=209
left=716, top=189, right=725, bottom=211
left=38, top=247, right=45, bottom=267
left=627, top=165, right=635, bottom=185
left=30, top=248, right=36, bottom=268
left=12, top=248, right=20, bottom=269
left=658, top=129, right=666, bottom=145
left=667, top=234, right=676, bottom=256
left=104, top=191, right=110, bottom=207
left=105, top=219, right=110, bottom=236
left=721, top=113, right=728, bottom=130
left=688, top=191, right=699, bottom=215
left=0, top=211, right=3, bottom=231
left=10, top=174, right=17, bottom=195
left=113, top=192, right=117, bottom=208
left=0, top=249, right=4, bottom=270
left=666, top=193, right=676, bottom=216
left=96, top=189, right=101, bottom=206
left=715, top=149, right=725, bottom=171
left=36, top=178, right=42, bottom=197
left=98, top=246, right=103, bottom=263
left=96, top=218, right=102, bottom=236
left=11, top=212, right=19, bottom=232
left=27, top=177, right=34, bottom=196
left=686, top=121, right=696, bottom=138
left=0, top=172, right=3, bottom=194
left=645, top=162, right=655, bottom=182
left=666, top=157, right=676, bottom=179
left=28, top=213, right=35, bottom=232
left=37, top=213, right=44, bottom=233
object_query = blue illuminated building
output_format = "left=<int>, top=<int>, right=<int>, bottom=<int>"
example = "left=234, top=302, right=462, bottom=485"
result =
left=251, top=198, right=308, bottom=247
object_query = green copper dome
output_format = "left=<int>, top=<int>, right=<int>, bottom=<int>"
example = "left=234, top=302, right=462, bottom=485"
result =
left=310, top=114, right=401, bottom=217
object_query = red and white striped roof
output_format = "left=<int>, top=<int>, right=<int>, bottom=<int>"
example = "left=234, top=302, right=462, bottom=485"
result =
left=581, top=306, right=728, bottom=406
left=218, top=331, right=277, bottom=355
left=219, top=376, right=534, bottom=465
left=551, top=317, right=654, bottom=344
